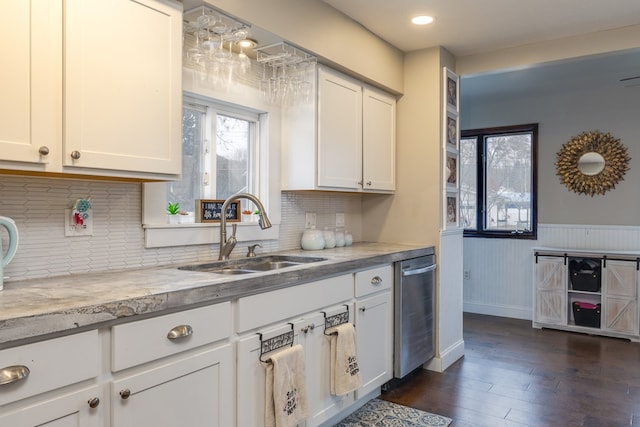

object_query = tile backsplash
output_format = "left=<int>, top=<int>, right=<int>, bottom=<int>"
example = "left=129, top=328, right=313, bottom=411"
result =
left=0, top=176, right=362, bottom=282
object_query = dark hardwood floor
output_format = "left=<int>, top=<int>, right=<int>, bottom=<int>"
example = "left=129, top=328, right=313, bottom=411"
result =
left=381, top=313, right=640, bottom=426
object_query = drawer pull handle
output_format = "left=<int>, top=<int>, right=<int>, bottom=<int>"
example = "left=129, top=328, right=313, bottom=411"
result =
left=70, top=150, right=81, bottom=160
left=120, top=389, right=131, bottom=400
left=0, top=365, right=30, bottom=386
left=371, top=276, right=383, bottom=285
left=88, top=397, right=100, bottom=408
left=167, top=324, right=193, bottom=340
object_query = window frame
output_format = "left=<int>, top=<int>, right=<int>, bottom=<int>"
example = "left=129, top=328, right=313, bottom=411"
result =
left=141, top=76, right=283, bottom=249
left=178, top=97, right=260, bottom=202
left=460, top=123, right=538, bottom=239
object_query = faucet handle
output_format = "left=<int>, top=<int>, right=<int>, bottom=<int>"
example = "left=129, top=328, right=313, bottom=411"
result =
left=247, top=244, right=262, bottom=257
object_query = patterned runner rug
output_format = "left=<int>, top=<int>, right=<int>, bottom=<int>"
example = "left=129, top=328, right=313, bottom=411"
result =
left=334, top=398, right=453, bottom=426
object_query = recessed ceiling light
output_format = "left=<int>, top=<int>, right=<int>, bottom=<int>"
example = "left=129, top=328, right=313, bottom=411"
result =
left=411, top=15, right=434, bottom=26
left=237, top=38, right=258, bottom=49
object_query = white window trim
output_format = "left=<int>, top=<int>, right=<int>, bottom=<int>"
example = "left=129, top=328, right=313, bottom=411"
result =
left=142, top=68, right=282, bottom=248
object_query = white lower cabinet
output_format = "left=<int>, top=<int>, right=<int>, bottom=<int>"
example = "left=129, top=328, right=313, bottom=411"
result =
left=110, top=302, right=233, bottom=427
left=354, top=265, right=393, bottom=398
left=236, top=275, right=354, bottom=427
left=0, top=385, right=103, bottom=427
left=1, top=265, right=396, bottom=426
left=111, top=344, right=232, bottom=427
left=303, top=310, right=355, bottom=426
left=0, top=330, right=102, bottom=426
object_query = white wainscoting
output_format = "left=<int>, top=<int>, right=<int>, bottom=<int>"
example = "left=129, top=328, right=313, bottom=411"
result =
left=463, top=224, right=640, bottom=320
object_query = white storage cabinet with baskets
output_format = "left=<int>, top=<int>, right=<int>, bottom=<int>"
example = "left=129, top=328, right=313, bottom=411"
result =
left=533, top=248, right=640, bottom=341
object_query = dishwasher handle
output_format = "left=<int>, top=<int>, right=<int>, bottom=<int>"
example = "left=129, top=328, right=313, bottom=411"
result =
left=401, top=264, right=436, bottom=277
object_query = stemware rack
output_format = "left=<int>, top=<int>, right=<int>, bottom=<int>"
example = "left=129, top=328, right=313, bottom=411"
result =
left=255, top=42, right=316, bottom=69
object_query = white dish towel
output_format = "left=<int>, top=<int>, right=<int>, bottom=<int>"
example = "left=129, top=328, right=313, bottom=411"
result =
left=329, top=323, right=362, bottom=396
left=265, top=344, right=308, bottom=427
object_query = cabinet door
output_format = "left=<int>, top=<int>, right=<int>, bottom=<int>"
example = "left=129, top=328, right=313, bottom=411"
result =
left=0, top=0, right=61, bottom=169
left=0, top=385, right=102, bottom=427
left=111, top=345, right=232, bottom=427
left=362, top=86, right=395, bottom=192
left=603, top=260, right=639, bottom=336
left=317, top=67, right=362, bottom=190
left=64, top=0, right=181, bottom=177
left=303, top=310, right=354, bottom=427
left=534, top=256, right=566, bottom=325
left=237, top=321, right=305, bottom=427
left=354, top=291, right=392, bottom=398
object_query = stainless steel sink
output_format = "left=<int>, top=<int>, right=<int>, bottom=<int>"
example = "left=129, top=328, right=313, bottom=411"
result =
left=178, top=255, right=326, bottom=275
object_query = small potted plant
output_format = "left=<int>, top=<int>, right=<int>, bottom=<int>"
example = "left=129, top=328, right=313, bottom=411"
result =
left=166, top=202, right=181, bottom=224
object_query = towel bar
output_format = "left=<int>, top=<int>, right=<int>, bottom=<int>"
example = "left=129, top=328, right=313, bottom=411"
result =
left=257, top=323, right=294, bottom=363
left=322, top=305, right=350, bottom=336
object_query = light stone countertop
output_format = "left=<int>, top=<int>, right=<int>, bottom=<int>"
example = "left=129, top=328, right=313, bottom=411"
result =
left=0, top=242, right=433, bottom=347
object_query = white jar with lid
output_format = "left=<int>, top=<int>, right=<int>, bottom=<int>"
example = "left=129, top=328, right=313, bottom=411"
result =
left=335, top=229, right=345, bottom=247
left=344, top=231, right=353, bottom=246
left=323, top=228, right=336, bottom=249
left=301, top=228, right=325, bottom=250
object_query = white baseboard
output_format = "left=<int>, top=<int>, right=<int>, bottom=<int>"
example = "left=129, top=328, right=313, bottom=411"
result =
left=464, top=302, right=532, bottom=320
left=424, top=339, right=465, bottom=372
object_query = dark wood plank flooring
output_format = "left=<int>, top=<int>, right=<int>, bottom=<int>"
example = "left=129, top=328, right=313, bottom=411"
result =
left=381, top=313, right=640, bottom=426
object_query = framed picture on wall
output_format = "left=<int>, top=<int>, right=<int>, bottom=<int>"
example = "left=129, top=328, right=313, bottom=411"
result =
left=446, top=154, right=458, bottom=189
left=444, top=68, right=459, bottom=113
left=446, top=112, right=458, bottom=149
left=446, top=193, right=458, bottom=226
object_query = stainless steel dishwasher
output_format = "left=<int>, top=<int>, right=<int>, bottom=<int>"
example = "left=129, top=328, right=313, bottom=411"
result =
left=394, top=249, right=436, bottom=378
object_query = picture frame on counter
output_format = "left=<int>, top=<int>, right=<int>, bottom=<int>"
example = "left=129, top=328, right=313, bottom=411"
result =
left=196, top=199, right=241, bottom=223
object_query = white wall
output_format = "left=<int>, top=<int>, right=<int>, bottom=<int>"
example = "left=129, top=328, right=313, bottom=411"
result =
left=461, top=53, right=640, bottom=319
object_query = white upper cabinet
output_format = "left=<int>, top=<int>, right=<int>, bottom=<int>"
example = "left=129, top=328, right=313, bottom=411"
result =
left=0, top=0, right=182, bottom=180
left=282, top=65, right=396, bottom=193
left=362, top=86, right=396, bottom=192
left=0, top=1, right=61, bottom=169
left=317, top=67, right=363, bottom=190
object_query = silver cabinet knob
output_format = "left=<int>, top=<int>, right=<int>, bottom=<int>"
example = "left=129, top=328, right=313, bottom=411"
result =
left=357, top=180, right=363, bottom=186
left=359, top=307, right=366, bottom=312
left=301, top=324, right=315, bottom=334
left=70, top=150, right=81, bottom=160
left=38, top=146, right=50, bottom=156
left=167, top=324, right=193, bottom=340
left=120, top=389, right=131, bottom=400
left=88, top=397, right=100, bottom=408
left=366, top=181, right=372, bottom=186
left=371, top=276, right=383, bottom=285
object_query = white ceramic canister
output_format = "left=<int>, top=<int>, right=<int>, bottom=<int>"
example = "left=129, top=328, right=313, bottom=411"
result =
left=344, top=231, right=353, bottom=246
left=323, top=228, right=336, bottom=249
left=301, top=228, right=325, bottom=250
left=335, top=228, right=345, bottom=247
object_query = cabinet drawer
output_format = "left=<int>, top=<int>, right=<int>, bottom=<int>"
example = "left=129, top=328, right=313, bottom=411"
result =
left=112, top=302, right=231, bottom=371
left=0, top=330, right=99, bottom=406
left=355, top=265, right=393, bottom=297
left=237, top=275, right=352, bottom=333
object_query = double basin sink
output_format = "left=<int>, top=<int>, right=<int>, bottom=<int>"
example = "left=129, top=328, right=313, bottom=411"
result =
left=178, top=255, right=326, bottom=275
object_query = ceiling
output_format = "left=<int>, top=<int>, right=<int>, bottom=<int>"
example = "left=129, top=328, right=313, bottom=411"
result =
left=321, top=0, right=640, bottom=101
left=322, top=0, right=640, bottom=56
left=184, top=1, right=640, bottom=100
